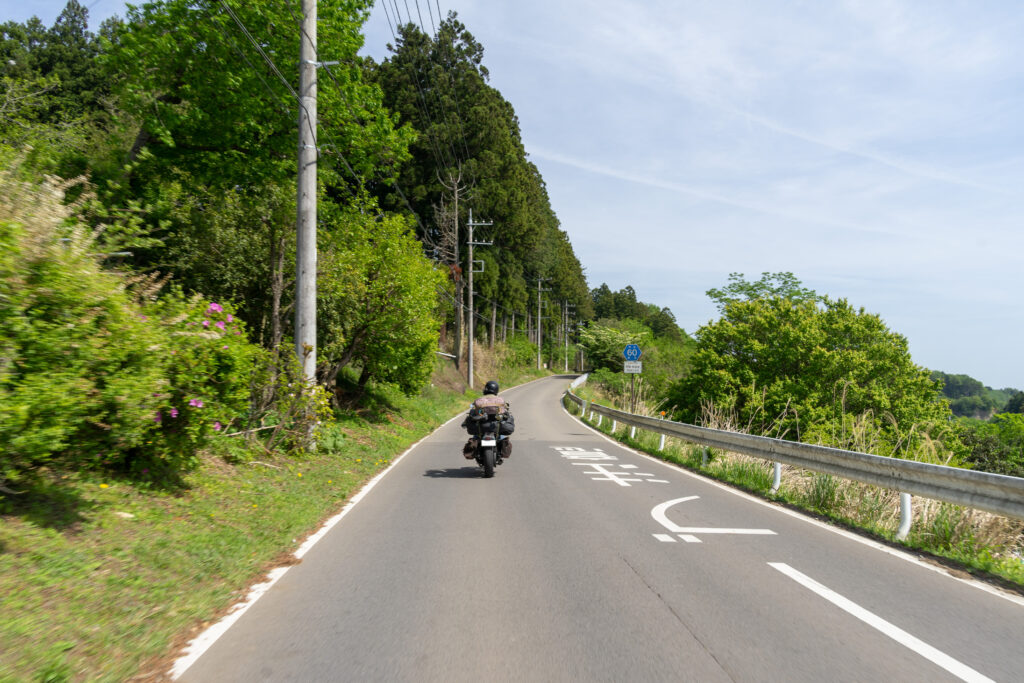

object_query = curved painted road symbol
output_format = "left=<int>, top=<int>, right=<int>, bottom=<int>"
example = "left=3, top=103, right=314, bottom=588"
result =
left=651, top=496, right=776, bottom=543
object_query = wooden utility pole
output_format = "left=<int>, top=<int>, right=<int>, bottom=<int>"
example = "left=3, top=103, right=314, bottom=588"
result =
left=438, top=169, right=467, bottom=370
left=296, top=0, right=317, bottom=385
left=466, top=209, right=492, bottom=388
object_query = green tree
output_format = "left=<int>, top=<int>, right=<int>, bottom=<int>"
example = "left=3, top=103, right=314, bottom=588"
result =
left=369, top=13, right=591, bottom=338
left=1005, top=391, right=1024, bottom=414
left=579, top=320, right=650, bottom=373
left=706, top=271, right=821, bottom=313
left=668, top=293, right=950, bottom=453
left=318, top=205, right=444, bottom=394
left=960, top=413, right=1024, bottom=476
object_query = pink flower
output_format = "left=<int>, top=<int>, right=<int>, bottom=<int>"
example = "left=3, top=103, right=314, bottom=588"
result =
left=213, top=421, right=222, bottom=431
left=207, top=302, right=223, bottom=314
left=215, top=321, right=226, bottom=330
left=222, top=345, right=229, bottom=350
left=189, top=398, right=204, bottom=408
left=226, top=314, right=234, bottom=323
left=153, top=411, right=162, bottom=423
left=202, top=320, right=210, bottom=328
left=170, top=407, right=179, bottom=418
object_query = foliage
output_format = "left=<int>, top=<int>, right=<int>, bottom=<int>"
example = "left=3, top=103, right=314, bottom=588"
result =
left=705, top=271, right=821, bottom=313
left=500, top=336, right=537, bottom=370
left=318, top=204, right=445, bottom=394
left=931, top=370, right=1019, bottom=419
left=578, top=319, right=650, bottom=372
left=668, top=287, right=952, bottom=456
left=959, top=413, right=1024, bottom=477
left=0, top=165, right=264, bottom=486
left=369, top=13, right=592, bottom=332
left=590, top=283, right=686, bottom=342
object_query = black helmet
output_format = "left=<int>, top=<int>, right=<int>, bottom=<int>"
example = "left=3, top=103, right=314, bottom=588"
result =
left=483, top=380, right=499, bottom=395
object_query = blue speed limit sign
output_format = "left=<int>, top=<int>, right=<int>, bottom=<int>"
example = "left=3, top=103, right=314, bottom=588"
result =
left=623, top=344, right=642, bottom=361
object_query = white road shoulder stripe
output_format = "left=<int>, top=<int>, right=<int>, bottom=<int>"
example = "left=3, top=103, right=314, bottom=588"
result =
left=768, top=562, right=995, bottom=683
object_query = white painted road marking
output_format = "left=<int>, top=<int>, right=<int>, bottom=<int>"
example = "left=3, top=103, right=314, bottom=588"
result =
left=651, top=497, right=776, bottom=542
left=769, top=563, right=995, bottom=683
left=572, top=463, right=669, bottom=486
left=653, top=534, right=676, bottom=543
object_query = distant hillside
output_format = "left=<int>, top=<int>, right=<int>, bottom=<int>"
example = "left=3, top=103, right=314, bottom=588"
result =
left=931, top=371, right=1020, bottom=419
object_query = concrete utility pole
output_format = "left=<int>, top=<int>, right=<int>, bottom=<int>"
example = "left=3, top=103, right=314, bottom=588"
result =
left=466, top=209, right=492, bottom=389
left=564, top=302, right=576, bottom=372
left=296, top=0, right=317, bottom=385
left=536, top=278, right=550, bottom=370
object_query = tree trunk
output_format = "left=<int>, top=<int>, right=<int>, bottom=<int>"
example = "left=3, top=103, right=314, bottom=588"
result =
left=270, top=229, right=286, bottom=351
left=489, top=302, right=497, bottom=349
left=453, top=277, right=463, bottom=369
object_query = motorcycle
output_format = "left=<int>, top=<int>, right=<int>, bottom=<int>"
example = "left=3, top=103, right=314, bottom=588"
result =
left=468, top=414, right=510, bottom=478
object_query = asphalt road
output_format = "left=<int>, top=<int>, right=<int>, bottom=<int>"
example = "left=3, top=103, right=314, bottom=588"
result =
left=177, top=375, right=1024, bottom=682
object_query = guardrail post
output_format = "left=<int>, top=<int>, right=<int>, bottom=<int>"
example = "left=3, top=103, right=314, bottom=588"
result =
left=658, top=415, right=666, bottom=451
left=896, top=492, right=912, bottom=541
left=770, top=462, right=781, bottom=494
left=630, top=426, right=636, bottom=439
left=611, top=419, right=617, bottom=433
left=702, top=447, right=709, bottom=466
left=597, top=414, right=602, bottom=428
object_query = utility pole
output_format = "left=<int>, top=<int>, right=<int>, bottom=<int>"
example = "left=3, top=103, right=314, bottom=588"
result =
left=564, top=302, right=575, bottom=372
left=296, top=0, right=317, bottom=387
left=466, top=209, right=492, bottom=388
left=536, top=277, right=550, bottom=370
left=438, top=168, right=467, bottom=370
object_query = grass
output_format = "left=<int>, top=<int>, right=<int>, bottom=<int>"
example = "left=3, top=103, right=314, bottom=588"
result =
left=0, top=359, right=547, bottom=682
left=566, top=393, right=1024, bottom=589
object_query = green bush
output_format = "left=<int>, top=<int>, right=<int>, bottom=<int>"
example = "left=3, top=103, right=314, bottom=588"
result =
left=501, top=336, right=537, bottom=370
left=0, top=166, right=265, bottom=487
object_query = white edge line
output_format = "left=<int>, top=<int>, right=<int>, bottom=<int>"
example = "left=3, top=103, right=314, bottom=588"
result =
left=768, top=563, right=995, bottom=683
left=169, top=409, right=468, bottom=680
left=169, top=374, right=552, bottom=678
left=560, top=395, right=1024, bottom=608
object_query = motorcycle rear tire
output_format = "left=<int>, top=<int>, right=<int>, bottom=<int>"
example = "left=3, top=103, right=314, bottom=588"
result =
left=482, top=447, right=495, bottom=478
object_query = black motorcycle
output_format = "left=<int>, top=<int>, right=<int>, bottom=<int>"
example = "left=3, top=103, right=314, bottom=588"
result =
left=468, top=414, right=510, bottom=478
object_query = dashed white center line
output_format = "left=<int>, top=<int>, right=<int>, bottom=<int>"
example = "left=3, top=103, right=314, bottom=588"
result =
left=769, top=563, right=995, bottom=683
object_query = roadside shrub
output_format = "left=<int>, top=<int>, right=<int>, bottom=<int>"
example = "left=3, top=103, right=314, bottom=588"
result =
left=0, top=165, right=266, bottom=487
left=500, top=336, right=536, bottom=370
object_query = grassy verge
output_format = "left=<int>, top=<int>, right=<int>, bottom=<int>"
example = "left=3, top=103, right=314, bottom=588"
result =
left=565, top=392, right=1024, bottom=590
left=0, top=360, right=547, bottom=682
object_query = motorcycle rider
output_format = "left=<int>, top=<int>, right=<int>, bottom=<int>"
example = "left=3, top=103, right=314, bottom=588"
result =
left=461, top=380, right=514, bottom=460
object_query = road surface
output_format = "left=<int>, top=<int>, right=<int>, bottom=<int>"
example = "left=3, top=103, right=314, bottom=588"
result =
left=176, top=375, right=1024, bottom=682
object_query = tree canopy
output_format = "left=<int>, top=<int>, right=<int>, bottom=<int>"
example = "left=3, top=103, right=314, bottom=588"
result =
left=668, top=283, right=949, bottom=453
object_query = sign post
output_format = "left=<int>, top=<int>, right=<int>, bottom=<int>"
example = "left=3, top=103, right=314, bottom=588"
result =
left=623, top=345, right=642, bottom=413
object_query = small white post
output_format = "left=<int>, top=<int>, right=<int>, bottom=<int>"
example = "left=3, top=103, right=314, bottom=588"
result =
left=896, top=492, right=912, bottom=541
left=659, top=433, right=666, bottom=451
left=630, top=425, right=636, bottom=439
left=597, top=415, right=603, bottom=428
left=770, top=462, right=782, bottom=493
left=611, top=419, right=617, bottom=433
left=702, top=447, right=709, bottom=466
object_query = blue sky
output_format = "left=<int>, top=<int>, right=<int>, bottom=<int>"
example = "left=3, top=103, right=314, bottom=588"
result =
left=8, top=1, right=1024, bottom=389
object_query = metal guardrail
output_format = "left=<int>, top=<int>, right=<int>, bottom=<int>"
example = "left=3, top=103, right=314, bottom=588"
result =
left=564, top=386, right=1024, bottom=537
